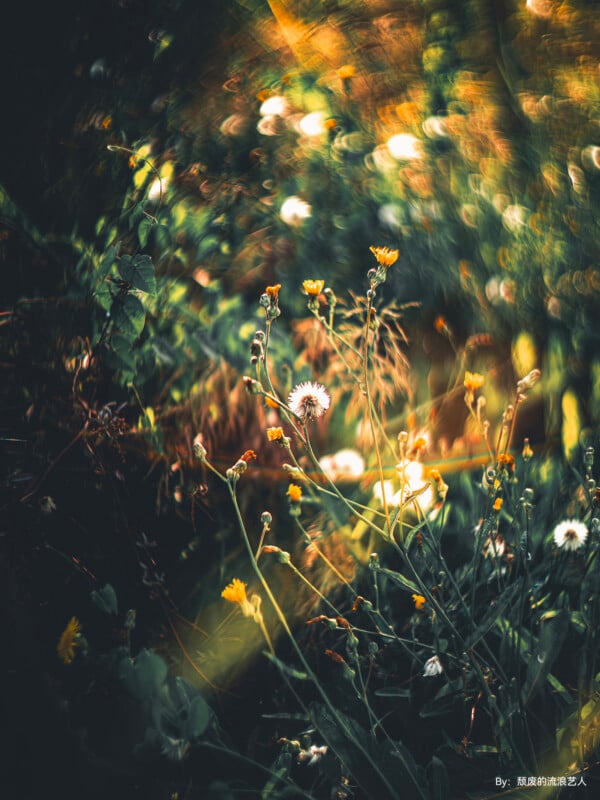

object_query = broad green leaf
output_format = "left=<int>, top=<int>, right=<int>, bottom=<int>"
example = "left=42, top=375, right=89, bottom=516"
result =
left=118, top=649, right=168, bottom=700
left=94, top=279, right=112, bottom=311
left=98, top=244, right=118, bottom=280
left=111, top=294, right=146, bottom=338
left=91, top=583, right=118, bottom=615
left=118, top=254, right=156, bottom=295
left=108, top=334, right=137, bottom=371
left=137, top=218, right=154, bottom=248
left=186, top=695, right=211, bottom=739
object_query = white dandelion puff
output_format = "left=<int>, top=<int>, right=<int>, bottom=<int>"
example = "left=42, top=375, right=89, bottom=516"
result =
left=288, top=382, right=330, bottom=421
left=552, top=519, right=588, bottom=552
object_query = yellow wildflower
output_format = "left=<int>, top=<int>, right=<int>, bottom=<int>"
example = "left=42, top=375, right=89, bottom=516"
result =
left=464, top=371, right=485, bottom=392
left=302, top=279, right=325, bottom=297
left=287, top=483, right=303, bottom=502
left=266, top=426, right=284, bottom=442
left=412, top=594, right=426, bottom=611
left=221, top=578, right=248, bottom=605
left=57, top=617, right=82, bottom=665
left=369, top=246, right=399, bottom=267
left=493, top=497, right=503, bottom=512
left=265, top=395, right=279, bottom=409
left=337, top=64, right=356, bottom=79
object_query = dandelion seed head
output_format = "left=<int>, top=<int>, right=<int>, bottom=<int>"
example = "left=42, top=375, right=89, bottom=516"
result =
left=552, top=519, right=588, bottom=552
left=288, top=381, right=330, bottom=421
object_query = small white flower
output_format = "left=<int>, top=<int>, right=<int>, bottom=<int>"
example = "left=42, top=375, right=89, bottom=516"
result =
left=372, top=479, right=396, bottom=506
left=552, top=519, right=588, bottom=552
left=307, top=745, right=328, bottom=765
left=280, top=196, right=312, bottom=226
left=319, top=449, right=365, bottom=481
left=161, top=736, right=190, bottom=761
left=423, top=655, right=443, bottom=677
left=288, top=381, right=330, bottom=421
left=482, top=534, right=506, bottom=559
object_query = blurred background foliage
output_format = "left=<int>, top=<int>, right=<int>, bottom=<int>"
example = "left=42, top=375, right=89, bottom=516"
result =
left=2, top=0, right=600, bottom=797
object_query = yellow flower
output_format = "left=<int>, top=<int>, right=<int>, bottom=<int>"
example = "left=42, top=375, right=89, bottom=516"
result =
left=265, top=395, right=279, bottom=409
left=267, top=426, right=284, bottom=441
left=493, top=497, right=503, bottom=512
left=412, top=594, right=426, bottom=611
left=302, top=279, right=325, bottom=297
left=464, top=371, right=485, bottom=391
left=57, top=617, right=82, bottom=665
left=337, top=64, right=356, bottom=79
left=287, top=483, right=303, bottom=502
left=369, top=246, right=399, bottom=267
left=221, top=578, right=248, bottom=605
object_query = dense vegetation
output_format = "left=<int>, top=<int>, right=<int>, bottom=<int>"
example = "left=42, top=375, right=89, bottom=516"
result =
left=2, top=1, right=600, bottom=798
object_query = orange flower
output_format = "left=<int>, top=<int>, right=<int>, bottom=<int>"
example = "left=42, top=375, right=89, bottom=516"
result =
left=493, top=497, right=503, bottom=512
left=464, top=371, right=485, bottom=392
left=302, top=279, right=325, bottom=297
left=497, top=453, right=515, bottom=471
left=412, top=594, right=426, bottom=611
left=240, top=449, right=257, bottom=463
left=57, top=617, right=82, bottom=665
left=265, top=395, right=279, bottom=409
left=266, top=426, right=284, bottom=442
left=434, top=315, right=449, bottom=334
left=221, top=578, right=248, bottom=605
left=287, top=483, right=303, bottom=502
left=325, top=649, right=344, bottom=664
left=369, top=246, right=399, bottom=267
left=265, top=284, right=281, bottom=301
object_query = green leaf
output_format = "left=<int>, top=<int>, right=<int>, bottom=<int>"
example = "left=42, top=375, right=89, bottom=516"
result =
left=420, top=679, right=463, bottom=718
left=91, top=583, right=118, bottom=615
left=464, top=580, right=523, bottom=650
left=186, top=695, right=211, bottom=739
left=118, top=649, right=168, bottom=700
left=569, top=610, right=587, bottom=634
left=378, top=568, right=421, bottom=596
left=111, top=294, right=146, bottom=339
left=118, top=254, right=156, bottom=294
left=427, top=756, right=449, bottom=800
left=98, top=244, right=118, bottom=280
left=310, top=703, right=422, bottom=800
left=261, top=753, right=292, bottom=800
left=137, top=218, right=154, bottom=248
left=375, top=687, right=412, bottom=698
left=523, top=607, right=569, bottom=705
left=94, top=279, right=112, bottom=311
